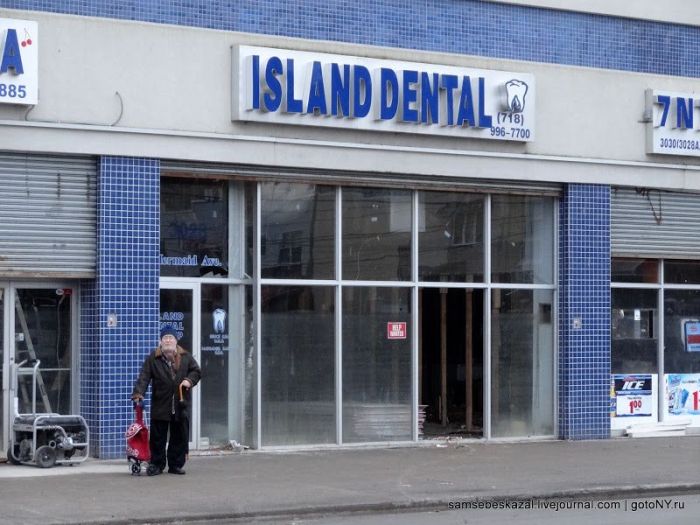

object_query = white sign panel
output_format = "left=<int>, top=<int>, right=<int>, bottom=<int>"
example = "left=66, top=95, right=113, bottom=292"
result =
left=232, top=46, right=535, bottom=141
left=0, top=18, right=38, bottom=105
left=646, top=89, right=700, bottom=157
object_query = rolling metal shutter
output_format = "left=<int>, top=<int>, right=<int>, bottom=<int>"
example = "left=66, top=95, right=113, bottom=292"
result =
left=0, top=153, right=97, bottom=277
left=611, top=186, right=700, bottom=259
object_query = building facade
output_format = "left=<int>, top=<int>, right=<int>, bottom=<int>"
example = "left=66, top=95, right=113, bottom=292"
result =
left=0, top=1, right=699, bottom=458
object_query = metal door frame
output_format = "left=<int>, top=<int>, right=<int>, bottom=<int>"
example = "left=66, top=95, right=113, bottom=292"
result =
left=159, top=279, right=201, bottom=451
left=1, top=281, right=80, bottom=452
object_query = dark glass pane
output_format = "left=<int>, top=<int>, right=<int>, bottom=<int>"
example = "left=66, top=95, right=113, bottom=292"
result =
left=611, top=258, right=658, bottom=283
left=342, top=188, right=411, bottom=281
left=664, top=290, right=700, bottom=373
left=419, top=191, right=484, bottom=282
left=664, top=260, right=700, bottom=284
left=491, top=195, right=553, bottom=284
left=262, top=286, right=335, bottom=445
left=261, top=183, right=335, bottom=279
left=611, top=288, right=658, bottom=373
left=491, top=289, right=554, bottom=437
left=160, top=177, right=228, bottom=278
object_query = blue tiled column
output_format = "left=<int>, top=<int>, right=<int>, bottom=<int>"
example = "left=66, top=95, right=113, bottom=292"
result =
left=80, top=157, right=160, bottom=458
left=558, top=184, right=611, bottom=440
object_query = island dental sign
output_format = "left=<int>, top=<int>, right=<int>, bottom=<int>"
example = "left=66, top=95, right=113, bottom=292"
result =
left=646, top=89, right=700, bottom=157
left=232, top=46, right=535, bottom=141
left=0, top=18, right=38, bottom=105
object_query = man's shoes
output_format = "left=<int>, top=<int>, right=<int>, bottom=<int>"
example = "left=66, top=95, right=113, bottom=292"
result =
left=167, top=467, right=186, bottom=475
left=146, top=465, right=163, bottom=477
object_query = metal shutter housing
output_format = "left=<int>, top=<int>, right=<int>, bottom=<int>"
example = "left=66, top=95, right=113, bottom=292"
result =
left=0, top=153, right=97, bottom=278
left=611, top=186, right=700, bottom=259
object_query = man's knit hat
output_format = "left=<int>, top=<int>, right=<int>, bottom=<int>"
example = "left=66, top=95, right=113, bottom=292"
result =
left=160, top=325, right=179, bottom=340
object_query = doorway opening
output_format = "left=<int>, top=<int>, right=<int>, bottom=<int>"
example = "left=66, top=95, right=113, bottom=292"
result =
left=420, top=288, right=483, bottom=438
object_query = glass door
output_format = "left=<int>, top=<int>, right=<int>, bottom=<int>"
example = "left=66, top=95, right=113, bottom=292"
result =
left=2, top=284, right=76, bottom=452
left=159, top=285, right=199, bottom=450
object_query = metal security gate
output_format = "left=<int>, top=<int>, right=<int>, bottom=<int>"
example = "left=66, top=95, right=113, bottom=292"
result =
left=612, top=187, right=700, bottom=259
left=0, top=153, right=97, bottom=278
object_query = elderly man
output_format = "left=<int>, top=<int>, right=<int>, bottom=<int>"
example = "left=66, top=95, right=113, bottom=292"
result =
left=132, top=326, right=201, bottom=476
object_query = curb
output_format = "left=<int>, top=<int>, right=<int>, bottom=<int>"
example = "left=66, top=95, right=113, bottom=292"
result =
left=77, top=483, right=700, bottom=525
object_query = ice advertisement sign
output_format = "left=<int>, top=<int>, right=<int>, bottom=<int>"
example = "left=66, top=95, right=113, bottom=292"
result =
left=611, top=374, right=653, bottom=417
left=646, top=89, right=700, bottom=157
left=232, top=45, right=535, bottom=141
left=0, top=18, right=38, bottom=105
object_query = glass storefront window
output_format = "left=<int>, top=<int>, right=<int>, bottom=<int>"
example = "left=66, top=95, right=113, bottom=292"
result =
left=161, top=177, right=228, bottom=278
left=418, top=191, right=484, bottom=282
left=342, top=188, right=412, bottom=281
left=342, top=287, right=412, bottom=442
left=261, top=183, right=335, bottom=279
left=612, top=258, right=658, bottom=283
left=200, top=284, right=248, bottom=447
left=664, top=290, right=700, bottom=373
left=261, top=286, right=335, bottom=445
left=611, top=289, right=658, bottom=373
left=491, top=196, right=553, bottom=284
left=491, top=289, right=554, bottom=437
left=664, top=260, right=700, bottom=284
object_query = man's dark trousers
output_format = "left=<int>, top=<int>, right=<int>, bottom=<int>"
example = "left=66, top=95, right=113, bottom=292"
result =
left=149, top=417, right=188, bottom=471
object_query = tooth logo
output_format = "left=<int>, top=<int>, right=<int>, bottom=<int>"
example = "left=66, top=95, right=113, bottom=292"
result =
left=505, top=79, right=528, bottom=113
left=213, top=308, right=227, bottom=334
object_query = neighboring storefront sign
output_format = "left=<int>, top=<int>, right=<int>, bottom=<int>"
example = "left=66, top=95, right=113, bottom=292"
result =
left=0, top=18, right=38, bottom=105
left=387, top=322, right=407, bottom=340
left=232, top=45, right=536, bottom=141
left=665, top=374, right=700, bottom=421
left=646, top=89, right=700, bottom=157
left=610, top=374, right=653, bottom=417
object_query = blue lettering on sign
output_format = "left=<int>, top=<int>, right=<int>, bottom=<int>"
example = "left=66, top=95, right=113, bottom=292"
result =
left=654, top=94, right=699, bottom=130
left=263, top=56, right=283, bottom=112
left=306, top=61, right=327, bottom=114
left=353, top=65, right=372, bottom=118
left=1, top=29, right=24, bottom=75
left=285, top=59, right=303, bottom=113
left=401, top=69, right=419, bottom=123
left=421, top=72, right=439, bottom=124
left=379, top=68, right=398, bottom=120
left=248, top=56, right=502, bottom=130
left=330, top=63, right=350, bottom=117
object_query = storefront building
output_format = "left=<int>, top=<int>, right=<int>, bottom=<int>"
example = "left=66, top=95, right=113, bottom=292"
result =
left=0, top=2, right=698, bottom=458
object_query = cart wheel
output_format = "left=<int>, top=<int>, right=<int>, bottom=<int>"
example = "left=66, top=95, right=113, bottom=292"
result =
left=131, top=462, right=142, bottom=475
left=6, top=445, right=21, bottom=466
left=35, top=445, right=57, bottom=468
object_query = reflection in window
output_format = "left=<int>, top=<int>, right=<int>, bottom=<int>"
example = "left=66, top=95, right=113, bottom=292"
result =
left=612, top=258, right=658, bottom=283
left=491, top=289, right=553, bottom=437
left=664, top=260, right=700, bottom=284
left=261, top=286, right=335, bottom=445
left=161, top=177, right=228, bottom=278
left=491, top=196, right=553, bottom=284
left=611, top=289, right=658, bottom=373
left=419, top=191, right=484, bottom=282
left=261, top=183, right=335, bottom=279
left=342, top=188, right=411, bottom=281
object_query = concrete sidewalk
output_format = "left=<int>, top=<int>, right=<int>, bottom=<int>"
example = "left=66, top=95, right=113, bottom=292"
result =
left=0, top=436, right=698, bottom=524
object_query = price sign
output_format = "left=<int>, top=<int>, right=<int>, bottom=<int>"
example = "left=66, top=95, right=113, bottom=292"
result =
left=612, top=375, right=653, bottom=417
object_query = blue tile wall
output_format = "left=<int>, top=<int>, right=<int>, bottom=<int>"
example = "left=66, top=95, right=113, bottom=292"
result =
left=2, top=0, right=699, bottom=78
left=80, top=157, right=160, bottom=459
left=558, top=184, right=611, bottom=439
